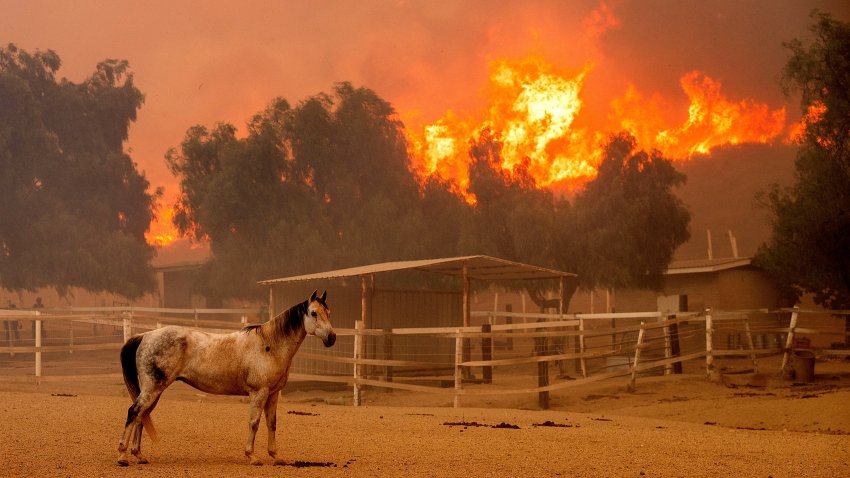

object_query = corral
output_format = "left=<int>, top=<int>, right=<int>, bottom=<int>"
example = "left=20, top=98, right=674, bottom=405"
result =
left=1, top=289, right=849, bottom=476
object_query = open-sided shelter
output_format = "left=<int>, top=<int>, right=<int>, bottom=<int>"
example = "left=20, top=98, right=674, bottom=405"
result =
left=257, top=255, right=576, bottom=377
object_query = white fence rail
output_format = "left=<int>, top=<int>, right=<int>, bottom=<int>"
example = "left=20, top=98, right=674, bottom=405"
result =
left=0, top=306, right=261, bottom=378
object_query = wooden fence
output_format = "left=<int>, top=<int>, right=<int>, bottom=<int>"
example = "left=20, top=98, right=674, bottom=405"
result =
left=0, top=306, right=261, bottom=378
left=2, top=306, right=848, bottom=409
left=292, top=307, right=850, bottom=408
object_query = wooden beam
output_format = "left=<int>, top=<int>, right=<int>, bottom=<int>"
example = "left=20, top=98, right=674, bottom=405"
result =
left=780, top=307, right=800, bottom=373
left=361, top=276, right=368, bottom=329
left=268, top=286, right=275, bottom=323
left=705, top=307, right=715, bottom=379
left=558, top=276, right=565, bottom=317
left=462, top=263, right=470, bottom=327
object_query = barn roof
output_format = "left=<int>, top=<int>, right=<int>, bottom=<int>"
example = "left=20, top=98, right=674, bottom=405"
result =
left=665, top=257, right=753, bottom=275
left=258, top=255, right=575, bottom=285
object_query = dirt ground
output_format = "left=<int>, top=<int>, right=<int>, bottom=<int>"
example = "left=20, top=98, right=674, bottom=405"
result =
left=1, top=357, right=849, bottom=477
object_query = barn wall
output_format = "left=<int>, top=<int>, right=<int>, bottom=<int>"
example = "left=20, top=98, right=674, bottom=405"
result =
left=662, top=273, right=720, bottom=311
left=715, top=268, right=782, bottom=310
left=161, top=269, right=205, bottom=308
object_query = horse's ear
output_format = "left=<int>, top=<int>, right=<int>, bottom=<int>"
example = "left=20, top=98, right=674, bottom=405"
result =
left=320, top=290, right=327, bottom=302
left=310, top=290, right=317, bottom=302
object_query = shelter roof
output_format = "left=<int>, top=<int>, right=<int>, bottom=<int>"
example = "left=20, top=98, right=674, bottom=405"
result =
left=665, top=257, right=753, bottom=275
left=258, top=255, right=575, bottom=285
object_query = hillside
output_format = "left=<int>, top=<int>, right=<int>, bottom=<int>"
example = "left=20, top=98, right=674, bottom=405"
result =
left=672, top=143, right=797, bottom=261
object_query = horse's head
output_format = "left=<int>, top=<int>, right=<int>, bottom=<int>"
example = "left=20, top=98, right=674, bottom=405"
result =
left=305, top=290, right=335, bottom=347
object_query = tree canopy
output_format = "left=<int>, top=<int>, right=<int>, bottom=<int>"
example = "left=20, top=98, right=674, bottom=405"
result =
left=757, top=12, right=850, bottom=310
left=570, top=132, right=691, bottom=291
left=167, top=83, right=466, bottom=299
left=0, top=44, right=156, bottom=298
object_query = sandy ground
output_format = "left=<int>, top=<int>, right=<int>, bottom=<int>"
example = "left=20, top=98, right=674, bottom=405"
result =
left=1, top=358, right=850, bottom=477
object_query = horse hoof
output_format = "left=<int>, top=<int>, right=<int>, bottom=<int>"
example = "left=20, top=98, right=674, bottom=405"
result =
left=117, top=459, right=129, bottom=467
left=137, top=457, right=149, bottom=465
left=273, top=458, right=286, bottom=466
left=249, top=457, right=263, bottom=466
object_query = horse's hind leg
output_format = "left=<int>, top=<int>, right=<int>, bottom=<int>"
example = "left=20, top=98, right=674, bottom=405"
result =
left=118, top=389, right=163, bottom=465
left=118, top=421, right=137, bottom=466
left=129, top=422, right=146, bottom=464
left=130, top=394, right=161, bottom=464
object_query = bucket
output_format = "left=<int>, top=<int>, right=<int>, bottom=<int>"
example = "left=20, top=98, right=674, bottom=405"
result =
left=791, top=350, right=816, bottom=383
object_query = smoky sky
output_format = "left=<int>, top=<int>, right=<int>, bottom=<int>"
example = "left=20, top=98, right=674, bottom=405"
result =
left=2, top=0, right=847, bottom=198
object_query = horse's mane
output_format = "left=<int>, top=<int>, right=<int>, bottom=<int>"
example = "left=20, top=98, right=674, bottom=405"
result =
left=243, top=299, right=313, bottom=337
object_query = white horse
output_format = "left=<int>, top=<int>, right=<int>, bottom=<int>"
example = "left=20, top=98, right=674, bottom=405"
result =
left=117, top=290, right=335, bottom=466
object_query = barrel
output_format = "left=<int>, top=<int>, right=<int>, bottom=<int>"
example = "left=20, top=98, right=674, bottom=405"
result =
left=791, top=350, right=816, bottom=383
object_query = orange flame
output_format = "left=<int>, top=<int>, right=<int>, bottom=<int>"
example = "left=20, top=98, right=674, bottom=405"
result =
left=407, top=58, right=789, bottom=197
left=146, top=202, right=179, bottom=247
left=786, top=100, right=827, bottom=144
left=617, top=71, right=787, bottom=156
left=409, top=58, right=603, bottom=196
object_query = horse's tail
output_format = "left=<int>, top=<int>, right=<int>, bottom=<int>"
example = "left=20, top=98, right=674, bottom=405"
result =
left=120, top=335, right=159, bottom=442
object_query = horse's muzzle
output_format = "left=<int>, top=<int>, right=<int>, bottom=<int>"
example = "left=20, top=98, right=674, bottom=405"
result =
left=323, top=331, right=336, bottom=347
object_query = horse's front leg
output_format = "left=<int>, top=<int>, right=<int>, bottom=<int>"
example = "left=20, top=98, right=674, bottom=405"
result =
left=245, top=389, right=269, bottom=466
left=264, top=391, right=284, bottom=465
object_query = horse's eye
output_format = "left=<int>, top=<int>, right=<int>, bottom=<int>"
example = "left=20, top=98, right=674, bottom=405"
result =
left=310, top=311, right=317, bottom=318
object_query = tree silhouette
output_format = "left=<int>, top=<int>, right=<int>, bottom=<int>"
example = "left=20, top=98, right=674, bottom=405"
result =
left=168, top=83, right=463, bottom=299
left=757, top=12, right=850, bottom=316
left=0, top=45, right=156, bottom=298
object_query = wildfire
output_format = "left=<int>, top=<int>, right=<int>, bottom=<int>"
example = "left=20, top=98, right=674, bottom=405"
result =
left=410, top=58, right=602, bottom=192
left=616, top=71, right=787, bottom=156
left=787, top=101, right=827, bottom=144
left=146, top=201, right=179, bottom=247
left=407, top=57, right=790, bottom=198
left=150, top=58, right=795, bottom=247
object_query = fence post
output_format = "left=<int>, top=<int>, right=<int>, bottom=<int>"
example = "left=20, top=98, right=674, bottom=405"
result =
left=482, top=322, right=492, bottom=383
left=505, top=304, right=513, bottom=351
left=743, top=315, right=758, bottom=372
left=780, top=306, right=800, bottom=374
left=662, top=313, right=673, bottom=375
left=454, top=329, right=463, bottom=408
left=628, top=321, right=646, bottom=391
left=669, top=315, right=682, bottom=374
left=383, top=328, right=393, bottom=384
left=35, top=315, right=42, bottom=379
left=122, top=310, right=132, bottom=343
left=572, top=322, right=581, bottom=375
left=578, top=316, right=587, bottom=378
left=353, top=320, right=363, bottom=406
left=4, top=317, right=14, bottom=357
left=534, top=320, right=549, bottom=409
left=705, top=307, right=715, bottom=379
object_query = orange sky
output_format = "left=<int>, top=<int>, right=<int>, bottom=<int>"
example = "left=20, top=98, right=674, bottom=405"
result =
left=3, top=0, right=848, bottom=250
